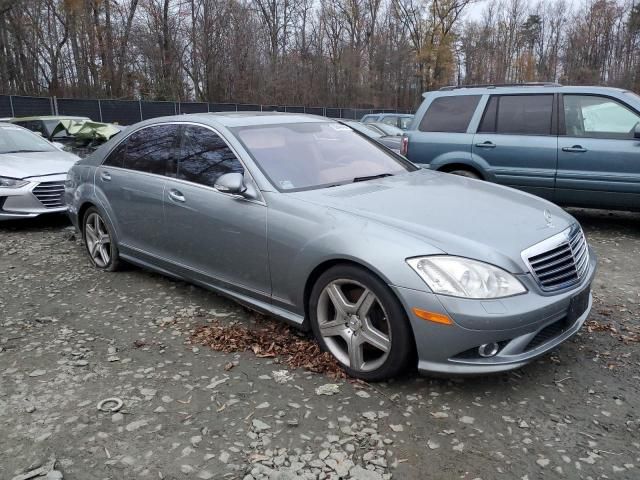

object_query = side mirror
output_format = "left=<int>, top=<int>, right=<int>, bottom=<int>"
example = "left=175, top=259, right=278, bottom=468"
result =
left=635, top=123, right=640, bottom=139
left=214, top=172, right=247, bottom=195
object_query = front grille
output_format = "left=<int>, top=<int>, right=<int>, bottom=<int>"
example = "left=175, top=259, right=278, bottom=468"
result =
left=524, top=317, right=572, bottom=351
left=523, top=226, right=589, bottom=291
left=33, top=181, right=65, bottom=208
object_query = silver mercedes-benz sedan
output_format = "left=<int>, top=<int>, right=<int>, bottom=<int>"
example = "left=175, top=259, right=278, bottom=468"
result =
left=0, top=123, right=79, bottom=220
left=65, top=113, right=596, bottom=380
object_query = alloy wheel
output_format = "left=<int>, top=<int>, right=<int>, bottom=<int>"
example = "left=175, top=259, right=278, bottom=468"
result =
left=316, top=279, right=392, bottom=372
left=85, top=212, right=112, bottom=268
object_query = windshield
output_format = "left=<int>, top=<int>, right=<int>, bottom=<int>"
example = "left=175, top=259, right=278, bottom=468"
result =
left=232, top=122, right=415, bottom=191
left=0, top=126, right=57, bottom=154
left=399, top=116, right=413, bottom=129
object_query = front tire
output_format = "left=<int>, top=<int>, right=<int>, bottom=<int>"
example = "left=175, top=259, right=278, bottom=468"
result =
left=83, top=207, right=120, bottom=271
left=309, top=265, right=414, bottom=381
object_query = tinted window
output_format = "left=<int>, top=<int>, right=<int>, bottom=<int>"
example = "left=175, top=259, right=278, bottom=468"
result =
left=478, top=96, right=498, bottom=133
left=382, top=116, right=399, bottom=127
left=103, top=142, right=126, bottom=167
left=176, top=125, right=244, bottom=188
left=494, top=95, right=553, bottom=135
left=124, top=124, right=177, bottom=175
left=564, top=95, right=640, bottom=139
left=419, top=95, right=481, bottom=133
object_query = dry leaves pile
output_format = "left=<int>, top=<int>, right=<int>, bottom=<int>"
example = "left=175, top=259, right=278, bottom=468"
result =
left=189, top=319, right=347, bottom=379
left=586, top=319, right=640, bottom=343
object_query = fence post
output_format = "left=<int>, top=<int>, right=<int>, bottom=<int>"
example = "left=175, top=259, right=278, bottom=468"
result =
left=52, top=96, right=58, bottom=115
left=9, top=95, right=15, bottom=117
left=97, top=100, right=103, bottom=122
left=138, top=100, right=143, bottom=121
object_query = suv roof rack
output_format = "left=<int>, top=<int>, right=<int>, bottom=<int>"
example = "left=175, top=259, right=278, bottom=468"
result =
left=439, top=82, right=562, bottom=91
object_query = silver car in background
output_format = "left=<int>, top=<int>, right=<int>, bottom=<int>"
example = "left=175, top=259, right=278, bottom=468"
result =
left=0, top=123, right=79, bottom=220
left=65, top=113, right=596, bottom=380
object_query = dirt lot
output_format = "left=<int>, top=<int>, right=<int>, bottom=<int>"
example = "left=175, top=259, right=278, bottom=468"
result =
left=1, top=209, right=639, bottom=480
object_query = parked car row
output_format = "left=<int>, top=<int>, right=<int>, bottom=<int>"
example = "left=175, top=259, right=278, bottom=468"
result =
left=6, top=84, right=629, bottom=380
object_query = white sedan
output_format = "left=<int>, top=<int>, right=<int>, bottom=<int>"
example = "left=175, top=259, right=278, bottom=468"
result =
left=0, top=123, right=79, bottom=220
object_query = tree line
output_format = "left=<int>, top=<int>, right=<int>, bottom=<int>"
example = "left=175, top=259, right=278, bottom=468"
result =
left=0, top=0, right=638, bottom=111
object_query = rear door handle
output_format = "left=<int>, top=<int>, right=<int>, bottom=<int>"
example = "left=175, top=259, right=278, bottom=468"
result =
left=168, top=189, right=186, bottom=203
left=562, top=145, right=587, bottom=153
left=475, top=141, right=496, bottom=148
left=100, top=171, right=111, bottom=182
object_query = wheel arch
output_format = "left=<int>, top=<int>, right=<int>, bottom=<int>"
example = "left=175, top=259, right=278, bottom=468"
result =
left=78, top=201, right=97, bottom=230
left=303, top=258, right=419, bottom=373
left=302, top=258, right=404, bottom=326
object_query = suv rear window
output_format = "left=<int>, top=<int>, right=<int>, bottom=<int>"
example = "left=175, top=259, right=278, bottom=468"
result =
left=479, top=95, right=553, bottom=135
left=419, top=95, right=481, bottom=133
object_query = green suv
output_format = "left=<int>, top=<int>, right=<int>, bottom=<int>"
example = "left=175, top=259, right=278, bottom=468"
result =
left=402, top=84, right=640, bottom=211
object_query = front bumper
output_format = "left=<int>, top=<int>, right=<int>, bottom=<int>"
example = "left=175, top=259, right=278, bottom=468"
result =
left=393, top=250, right=597, bottom=375
left=0, top=174, right=67, bottom=221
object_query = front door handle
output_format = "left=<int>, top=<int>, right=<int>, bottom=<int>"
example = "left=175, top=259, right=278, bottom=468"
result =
left=100, top=171, right=111, bottom=182
left=168, top=189, right=186, bottom=203
left=562, top=145, right=587, bottom=153
left=475, top=141, right=496, bottom=148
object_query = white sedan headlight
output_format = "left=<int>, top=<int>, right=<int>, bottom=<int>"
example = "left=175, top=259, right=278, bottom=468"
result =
left=0, top=176, right=28, bottom=188
left=407, top=256, right=526, bottom=299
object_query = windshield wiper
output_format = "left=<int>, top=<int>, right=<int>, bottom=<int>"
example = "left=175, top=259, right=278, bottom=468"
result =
left=352, top=173, right=394, bottom=183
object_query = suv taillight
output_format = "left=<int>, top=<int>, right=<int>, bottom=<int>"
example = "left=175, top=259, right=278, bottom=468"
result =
left=400, top=136, right=408, bottom=156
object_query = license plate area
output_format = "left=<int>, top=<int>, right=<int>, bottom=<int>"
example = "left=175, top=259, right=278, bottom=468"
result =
left=567, top=285, right=590, bottom=324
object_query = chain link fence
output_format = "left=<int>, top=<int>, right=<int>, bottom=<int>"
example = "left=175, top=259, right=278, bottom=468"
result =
left=0, top=95, right=412, bottom=125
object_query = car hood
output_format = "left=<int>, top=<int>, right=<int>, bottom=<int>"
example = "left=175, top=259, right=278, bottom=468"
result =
left=290, top=169, right=575, bottom=273
left=0, top=151, right=79, bottom=179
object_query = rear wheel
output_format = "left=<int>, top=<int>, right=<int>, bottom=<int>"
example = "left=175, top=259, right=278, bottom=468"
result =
left=83, top=207, right=120, bottom=271
left=447, top=169, right=481, bottom=180
left=309, top=265, right=414, bottom=381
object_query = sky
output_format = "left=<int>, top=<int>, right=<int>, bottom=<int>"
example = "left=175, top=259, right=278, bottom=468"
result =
left=465, top=0, right=489, bottom=21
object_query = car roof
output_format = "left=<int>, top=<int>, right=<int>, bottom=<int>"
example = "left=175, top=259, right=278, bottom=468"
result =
left=366, top=113, right=413, bottom=118
left=424, top=84, right=630, bottom=98
left=11, top=115, right=91, bottom=122
left=128, top=111, right=335, bottom=129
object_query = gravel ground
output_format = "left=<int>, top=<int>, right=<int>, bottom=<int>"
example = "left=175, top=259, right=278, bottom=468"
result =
left=1, top=209, right=639, bottom=480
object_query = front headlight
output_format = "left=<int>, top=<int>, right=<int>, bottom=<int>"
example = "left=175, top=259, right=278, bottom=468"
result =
left=0, top=176, right=29, bottom=188
left=407, top=256, right=526, bottom=299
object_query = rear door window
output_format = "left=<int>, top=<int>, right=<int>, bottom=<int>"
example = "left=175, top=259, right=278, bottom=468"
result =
left=419, top=95, right=481, bottom=133
left=175, top=125, right=244, bottom=188
left=123, top=124, right=178, bottom=175
left=102, top=124, right=177, bottom=175
left=480, top=95, right=553, bottom=135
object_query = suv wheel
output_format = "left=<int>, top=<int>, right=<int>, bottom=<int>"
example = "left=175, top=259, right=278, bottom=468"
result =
left=448, top=169, right=481, bottom=180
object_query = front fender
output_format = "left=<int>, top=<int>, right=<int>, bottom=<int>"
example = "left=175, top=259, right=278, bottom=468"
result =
left=267, top=204, right=442, bottom=313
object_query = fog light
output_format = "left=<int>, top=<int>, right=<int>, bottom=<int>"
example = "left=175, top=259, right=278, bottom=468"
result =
left=478, top=342, right=499, bottom=358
